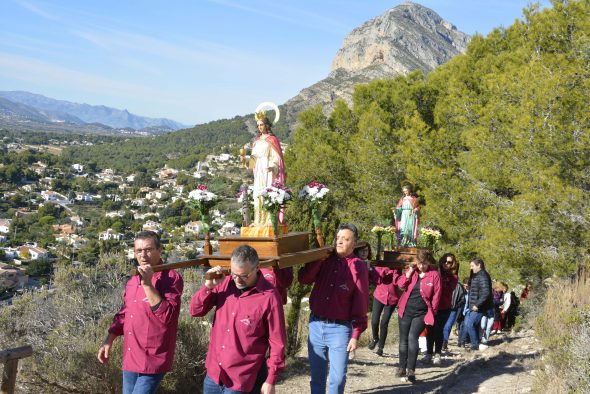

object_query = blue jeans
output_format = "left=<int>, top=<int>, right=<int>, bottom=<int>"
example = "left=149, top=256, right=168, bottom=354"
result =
left=480, top=308, right=494, bottom=343
left=443, top=309, right=459, bottom=343
left=308, top=315, right=352, bottom=394
left=122, top=371, right=165, bottom=394
left=460, top=310, right=484, bottom=348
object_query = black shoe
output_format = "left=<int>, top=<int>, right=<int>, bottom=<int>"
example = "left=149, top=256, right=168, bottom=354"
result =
left=368, top=338, right=378, bottom=350
left=442, top=342, right=448, bottom=352
left=457, top=342, right=464, bottom=348
left=376, top=348, right=383, bottom=356
left=406, top=370, right=416, bottom=384
left=395, top=367, right=406, bottom=378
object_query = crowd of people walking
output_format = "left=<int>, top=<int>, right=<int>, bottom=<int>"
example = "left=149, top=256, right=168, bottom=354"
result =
left=97, top=229, right=526, bottom=394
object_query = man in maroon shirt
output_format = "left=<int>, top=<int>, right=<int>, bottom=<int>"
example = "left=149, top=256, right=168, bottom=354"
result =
left=191, top=245, right=286, bottom=394
left=299, top=223, right=369, bottom=394
left=97, top=231, right=183, bottom=394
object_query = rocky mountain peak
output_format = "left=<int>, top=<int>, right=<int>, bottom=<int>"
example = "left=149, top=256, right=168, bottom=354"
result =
left=281, top=2, right=470, bottom=132
left=331, top=2, right=469, bottom=74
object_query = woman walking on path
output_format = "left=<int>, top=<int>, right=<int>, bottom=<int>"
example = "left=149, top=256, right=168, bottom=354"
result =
left=360, top=241, right=401, bottom=357
left=423, top=253, right=458, bottom=365
left=395, top=249, right=441, bottom=384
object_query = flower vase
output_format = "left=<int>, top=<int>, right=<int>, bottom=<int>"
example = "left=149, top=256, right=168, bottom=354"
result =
left=376, top=233, right=383, bottom=261
left=200, top=209, right=212, bottom=254
left=270, top=213, right=279, bottom=237
left=311, top=206, right=324, bottom=247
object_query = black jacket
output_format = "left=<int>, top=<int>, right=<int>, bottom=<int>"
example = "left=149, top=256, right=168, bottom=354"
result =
left=468, top=269, right=493, bottom=311
left=450, top=282, right=466, bottom=310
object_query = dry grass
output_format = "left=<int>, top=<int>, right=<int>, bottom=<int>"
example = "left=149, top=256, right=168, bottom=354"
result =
left=533, top=270, right=590, bottom=393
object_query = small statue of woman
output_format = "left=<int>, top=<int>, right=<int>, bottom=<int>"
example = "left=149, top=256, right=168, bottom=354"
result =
left=393, top=183, right=420, bottom=247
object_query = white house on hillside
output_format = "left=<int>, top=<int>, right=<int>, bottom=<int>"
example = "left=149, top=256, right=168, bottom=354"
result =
left=0, top=219, right=12, bottom=234
left=98, top=229, right=124, bottom=241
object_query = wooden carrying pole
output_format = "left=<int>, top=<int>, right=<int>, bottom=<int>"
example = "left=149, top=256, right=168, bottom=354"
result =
left=129, top=246, right=335, bottom=277
left=1, top=345, right=32, bottom=394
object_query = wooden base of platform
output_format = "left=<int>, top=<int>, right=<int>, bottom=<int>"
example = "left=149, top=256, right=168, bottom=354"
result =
left=131, top=231, right=333, bottom=275
left=373, top=247, right=431, bottom=269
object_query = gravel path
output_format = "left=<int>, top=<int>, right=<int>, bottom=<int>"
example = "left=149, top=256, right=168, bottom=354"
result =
left=276, top=329, right=540, bottom=393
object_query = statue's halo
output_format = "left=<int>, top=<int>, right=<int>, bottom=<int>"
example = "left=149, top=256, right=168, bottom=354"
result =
left=255, top=102, right=280, bottom=124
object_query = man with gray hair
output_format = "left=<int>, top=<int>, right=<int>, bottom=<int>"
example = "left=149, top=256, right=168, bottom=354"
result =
left=190, top=245, right=286, bottom=394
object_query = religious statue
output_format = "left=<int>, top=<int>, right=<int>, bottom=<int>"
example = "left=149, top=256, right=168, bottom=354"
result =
left=393, top=183, right=420, bottom=247
left=250, top=103, right=285, bottom=227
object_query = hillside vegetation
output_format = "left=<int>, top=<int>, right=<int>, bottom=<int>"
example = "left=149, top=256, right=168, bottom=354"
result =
left=284, top=0, right=590, bottom=284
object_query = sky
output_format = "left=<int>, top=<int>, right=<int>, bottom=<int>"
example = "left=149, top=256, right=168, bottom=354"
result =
left=0, top=0, right=552, bottom=126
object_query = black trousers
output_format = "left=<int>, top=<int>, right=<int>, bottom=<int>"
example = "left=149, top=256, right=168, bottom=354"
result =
left=426, top=309, right=451, bottom=354
left=398, top=312, right=425, bottom=371
left=371, top=297, right=397, bottom=350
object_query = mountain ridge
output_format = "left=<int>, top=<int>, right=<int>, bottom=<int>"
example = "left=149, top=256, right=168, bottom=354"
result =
left=0, top=91, right=188, bottom=133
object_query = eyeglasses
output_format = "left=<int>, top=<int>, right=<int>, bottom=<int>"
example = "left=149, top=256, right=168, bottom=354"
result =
left=445, top=260, right=453, bottom=264
left=135, top=247, right=155, bottom=254
left=230, top=269, right=256, bottom=281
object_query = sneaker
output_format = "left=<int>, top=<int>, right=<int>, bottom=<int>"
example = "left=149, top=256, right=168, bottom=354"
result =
left=432, top=353, right=442, bottom=365
left=406, top=370, right=416, bottom=384
left=457, top=342, right=464, bottom=348
left=478, top=343, right=489, bottom=351
left=420, top=353, right=432, bottom=364
left=441, top=342, right=448, bottom=352
left=376, top=348, right=383, bottom=356
left=368, top=338, right=378, bottom=350
left=395, top=367, right=406, bottom=378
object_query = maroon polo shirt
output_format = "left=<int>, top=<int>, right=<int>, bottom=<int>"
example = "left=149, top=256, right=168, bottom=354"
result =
left=260, top=267, right=293, bottom=305
left=298, top=252, right=369, bottom=340
left=190, top=273, right=286, bottom=392
left=370, top=266, right=401, bottom=306
left=109, top=269, right=183, bottom=374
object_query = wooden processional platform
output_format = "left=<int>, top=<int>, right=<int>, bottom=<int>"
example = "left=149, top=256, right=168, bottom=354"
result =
left=131, top=231, right=333, bottom=276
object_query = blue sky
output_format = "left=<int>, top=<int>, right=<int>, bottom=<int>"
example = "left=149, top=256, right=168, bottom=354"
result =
left=0, top=0, right=551, bottom=126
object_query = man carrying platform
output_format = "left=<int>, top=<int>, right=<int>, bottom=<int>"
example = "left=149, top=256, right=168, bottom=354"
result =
left=190, top=244, right=286, bottom=394
left=97, top=230, right=184, bottom=394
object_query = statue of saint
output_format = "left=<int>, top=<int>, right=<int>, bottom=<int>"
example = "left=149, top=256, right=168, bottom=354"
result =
left=251, top=109, right=285, bottom=226
left=393, top=183, right=420, bottom=247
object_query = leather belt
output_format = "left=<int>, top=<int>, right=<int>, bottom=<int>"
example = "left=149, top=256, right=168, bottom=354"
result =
left=311, top=313, right=351, bottom=325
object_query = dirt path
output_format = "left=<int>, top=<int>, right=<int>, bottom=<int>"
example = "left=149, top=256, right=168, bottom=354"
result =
left=277, top=329, right=540, bottom=393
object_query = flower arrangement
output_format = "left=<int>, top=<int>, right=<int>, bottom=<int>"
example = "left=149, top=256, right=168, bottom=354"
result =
left=188, top=184, right=219, bottom=232
left=419, top=226, right=442, bottom=251
left=254, top=181, right=293, bottom=213
left=254, top=181, right=292, bottom=234
left=371, top=225, right=386, bottom=235
left=299, top=180, right=329, bottom=230
left=299, top=180, right=329, bottom=205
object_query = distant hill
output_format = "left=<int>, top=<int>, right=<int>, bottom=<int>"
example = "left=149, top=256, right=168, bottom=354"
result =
left=0, top=91, right=187, bottom=132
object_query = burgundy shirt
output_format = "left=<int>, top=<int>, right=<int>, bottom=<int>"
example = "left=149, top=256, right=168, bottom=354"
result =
left=260, top=267, right=293, bottom=305
left=438, top=271, right=458, bottom=310
left=370, top=266, right=401, bottom=306
left=190, top=273, right=286, bottom=392
left=109, top=269, right=183, bottom=374
left=396, top=268, right=441, bottom=326
left=298, top=253, right=369, bottom=340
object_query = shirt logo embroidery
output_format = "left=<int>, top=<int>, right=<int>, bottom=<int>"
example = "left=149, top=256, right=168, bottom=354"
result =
left=426, top=282, right=433, bottom=287
left=339, top=284, right=350, bottom=291
left=263, top=273, right=273, bottom=279
left=142, top=297, right=149, bottom=303
left=240, top=318, right=251, bottom=326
